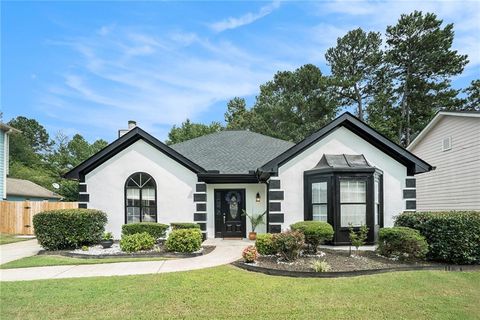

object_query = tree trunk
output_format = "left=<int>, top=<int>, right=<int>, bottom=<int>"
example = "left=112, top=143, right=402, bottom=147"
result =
left=399, top=72, right=410, bottom=147
left=354, top=84, right=363, bottom=121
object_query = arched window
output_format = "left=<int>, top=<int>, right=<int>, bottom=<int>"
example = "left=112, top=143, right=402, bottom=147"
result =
left=125, top=172, right=157, bottom=223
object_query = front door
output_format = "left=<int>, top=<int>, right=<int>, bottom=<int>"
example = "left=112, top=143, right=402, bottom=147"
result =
left=214, top=189, right=246, bottom=238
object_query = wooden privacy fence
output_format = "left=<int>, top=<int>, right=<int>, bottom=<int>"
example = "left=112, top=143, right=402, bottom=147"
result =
left=0, top=201, right=78, bottom=235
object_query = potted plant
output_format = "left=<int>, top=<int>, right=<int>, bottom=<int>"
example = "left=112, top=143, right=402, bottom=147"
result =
left=100, top=232, right=114, bottom=248
left=242, top=210, right=266, bottom=240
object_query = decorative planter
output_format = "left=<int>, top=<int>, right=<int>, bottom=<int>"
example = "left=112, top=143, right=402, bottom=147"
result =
left=100, top=240, right=114, bottom=249
left=248, top=232, right=257, bottom=240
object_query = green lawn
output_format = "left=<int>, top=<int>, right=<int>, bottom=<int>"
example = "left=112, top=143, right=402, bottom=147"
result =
left=0, top=233, right=32, bottom=245
left=1, top=266, right=479, bottom=320
left=0, top=255, right=167, bottom=269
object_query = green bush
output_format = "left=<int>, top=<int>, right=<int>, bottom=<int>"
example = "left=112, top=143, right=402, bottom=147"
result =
left=377, top=227, right=428, bottom=261
left=395, top=211, right=480, bottom=264
left=33, top=209, right=107, bottom=250
left=165, top=229, right=202, bottom=253
left=122, top=222, right=169, bottom=239
left=120, top=232, right=156, bottom=253
left=255, top=233, right=276, bottom=255
left=170, top=222, right=201, bottom=230
left=272, top=231, right=305, bottom=261
left=290, top=221, right=334, bottom=253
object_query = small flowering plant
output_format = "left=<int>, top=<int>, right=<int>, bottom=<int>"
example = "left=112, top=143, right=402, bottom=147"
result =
left=242, top=245, right=258, bottom=263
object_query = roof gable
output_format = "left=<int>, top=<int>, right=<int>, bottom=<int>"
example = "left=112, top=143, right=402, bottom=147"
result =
left=64, top=127, right=206, bottom=179
left=408, top=111, right=480, bottom=150
left=260, top=112, right=433, bottom=176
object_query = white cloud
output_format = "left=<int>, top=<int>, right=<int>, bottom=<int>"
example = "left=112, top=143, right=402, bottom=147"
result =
left=209, top=1, right=281, bottom=32
left=40, top=27, right=288, bottom=140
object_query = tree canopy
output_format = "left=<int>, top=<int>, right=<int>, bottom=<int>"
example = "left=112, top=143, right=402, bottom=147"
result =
left=165, top=119, right=223, bottom=145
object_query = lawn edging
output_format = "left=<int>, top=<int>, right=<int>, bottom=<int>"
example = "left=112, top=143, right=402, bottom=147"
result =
left=232, top=260, right=480, bottom=278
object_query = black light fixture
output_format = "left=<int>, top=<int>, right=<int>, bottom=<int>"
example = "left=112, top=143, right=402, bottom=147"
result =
left=256, top=192, right=261, bottom=202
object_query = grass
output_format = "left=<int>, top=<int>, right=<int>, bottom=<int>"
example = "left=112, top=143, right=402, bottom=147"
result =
left=1, top=266, right=479, bottom=319
left=0, top=233, right=32, bottom=245
left=0, top=255, right=166, bottom=269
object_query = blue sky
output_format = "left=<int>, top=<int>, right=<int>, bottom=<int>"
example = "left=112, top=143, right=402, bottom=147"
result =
left=2, top=1, right=479, bottom=143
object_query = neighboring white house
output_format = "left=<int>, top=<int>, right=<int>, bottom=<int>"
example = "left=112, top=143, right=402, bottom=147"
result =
left=65, top=113, right=433, bottom=243
left=408, top=111, right=480, bottom=211
left=0, top=123, right=20, bottom=200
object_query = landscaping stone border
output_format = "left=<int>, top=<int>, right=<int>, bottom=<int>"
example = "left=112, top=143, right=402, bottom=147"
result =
left=38, top=245, right=216, bottom=259
left=232, top=260, right=480, bottom=278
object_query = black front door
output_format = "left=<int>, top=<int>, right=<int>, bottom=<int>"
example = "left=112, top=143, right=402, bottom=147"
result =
left=214, top=189, right=246, bottom=238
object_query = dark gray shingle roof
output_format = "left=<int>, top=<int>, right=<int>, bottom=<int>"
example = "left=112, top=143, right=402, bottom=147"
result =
left=170, top=131, right=295, bottom=174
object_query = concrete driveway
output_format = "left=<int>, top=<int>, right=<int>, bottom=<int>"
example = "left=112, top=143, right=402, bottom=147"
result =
left=0, top=238, right=250, bottom=282
left=0, top=239, right=41, bottom=265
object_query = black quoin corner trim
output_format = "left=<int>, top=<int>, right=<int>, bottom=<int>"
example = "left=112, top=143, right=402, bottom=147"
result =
left=197, top=173, right=258, bottom=183
left=78, top=203, right=87, bottom=209
left=259, top=112, right=433, bottom=176
left=198, top=223, right=207, bottom=231
left=64, top=127, right=206, bottom=180
left=269, top=179, right=281, bottom=189
left=405, top=178, right=416, bottom=188
left=269, top=190, right=284, bottom=200
left=196, top=183, right=206, bottom=192
left=193, top=193, right=207, bottom=202
left=78, top=184, right=87, bottom=192
left=269, top=202, right=281, bottom=212
left=269, top=225, right=281, bottom=233
left=406, top=200, right=416, bottom=210
left=78, top=194, right=90, bottom=202
left=194, top=213, right=207, bottom=221
left=269, top=213, right=284, bottom=223
left=196, top=203, right=207, bottom=212
left=403, top=189, right=416, bottom=199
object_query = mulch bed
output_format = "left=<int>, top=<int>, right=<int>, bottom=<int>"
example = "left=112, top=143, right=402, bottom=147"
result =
left=38, top=245, right=216, bottom=259
left=233, top=249, right=480, bottom=278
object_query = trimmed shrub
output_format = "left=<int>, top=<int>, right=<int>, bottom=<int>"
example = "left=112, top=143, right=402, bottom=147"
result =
left=165, top=228, right=202, bottom=253
left=290, top=221, right=334, bottom=253
left=395, top=211, right=480, bottom=264
left=33, top=209, right=107, bottom=250
left=377, top=227, right=428, bottom=261
left=120, top=232, right=155, bottom=253
left=242, top=245, right=258, bottom=263
left=122, top=222, right=168, bottom=239
left=272, top=231, right=305, bottom=261
left=170, top=222, right=201, bottom=230
left=255, top=233, right=276, bottom=255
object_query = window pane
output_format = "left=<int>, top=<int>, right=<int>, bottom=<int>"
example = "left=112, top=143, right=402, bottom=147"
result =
left=312, top=204, right=328, bottom=222
left=340, top=180, right=366, bottom=203
left=126, top=188, right=140, bottom=206
left=142, top=207, right=157, bottom=222
left=141, top=188, right=155, bottom=207
left=127, top=207, right=140, bottom=223
left=341, top=204, right=366, bottom=227
left=312, top=182, right=327, bottom=203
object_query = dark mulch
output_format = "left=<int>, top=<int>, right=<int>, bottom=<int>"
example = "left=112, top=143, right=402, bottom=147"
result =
left=254, top=249, right=433, bottom=273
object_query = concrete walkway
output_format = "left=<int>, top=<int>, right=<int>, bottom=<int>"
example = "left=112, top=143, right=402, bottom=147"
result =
left=0, top=239, right=42, bottom=265
left=0, top=239, right=250, bottom=282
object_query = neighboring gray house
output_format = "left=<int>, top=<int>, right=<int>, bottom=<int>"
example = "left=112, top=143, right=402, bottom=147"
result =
left=408, top=111, right=480, bottom=211
left=65, top=113, right=433, bottom=243
left=0, top=123, right=20, bottom=200
left=6, top=177, right=62, bottom=202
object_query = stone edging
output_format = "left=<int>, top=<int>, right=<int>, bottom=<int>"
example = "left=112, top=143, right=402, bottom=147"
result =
left=38, top=246, right=215, bottom=260
left=231, top=260, right=480, bottom=278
